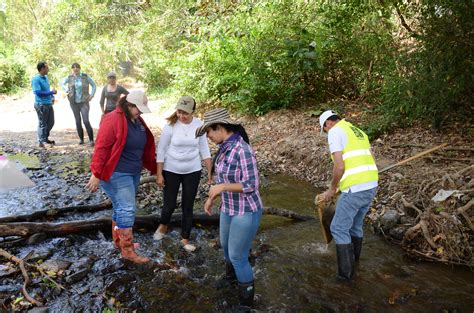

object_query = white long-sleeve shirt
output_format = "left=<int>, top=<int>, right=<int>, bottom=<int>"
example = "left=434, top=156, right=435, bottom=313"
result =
left=157, top=118, right=211, bottom=174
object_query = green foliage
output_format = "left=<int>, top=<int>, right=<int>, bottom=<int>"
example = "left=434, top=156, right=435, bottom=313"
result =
left=0, top=0, right=471, bottom=132
left=0, top=54, right=27, bottom=93
left=378, top=0, right=474, bottom=129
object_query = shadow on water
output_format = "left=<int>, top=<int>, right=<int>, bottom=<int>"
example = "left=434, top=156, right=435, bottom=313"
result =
left=2, top=169, right=473, bottom=312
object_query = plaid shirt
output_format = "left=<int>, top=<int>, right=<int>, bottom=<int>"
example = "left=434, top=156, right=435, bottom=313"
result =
left=215, top=136, right=263, bottom=216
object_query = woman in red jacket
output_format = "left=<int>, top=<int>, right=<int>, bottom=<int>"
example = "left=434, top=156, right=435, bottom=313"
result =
left=86, top=90, right=157, bottom=264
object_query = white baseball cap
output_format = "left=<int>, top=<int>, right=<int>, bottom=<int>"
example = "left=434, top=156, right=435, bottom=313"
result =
left=319, top=110, right=337, bottom=135
left=126, top=90, right=151, bottom=113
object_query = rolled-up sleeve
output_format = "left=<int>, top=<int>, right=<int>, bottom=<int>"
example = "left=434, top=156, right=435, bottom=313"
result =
left=239, top=146, right=259, bottom=194
left=156, top=125, right=172, bottom=162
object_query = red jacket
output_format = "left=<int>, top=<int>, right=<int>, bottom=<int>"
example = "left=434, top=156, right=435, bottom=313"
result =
left=90, top=108, right=157, bottom=181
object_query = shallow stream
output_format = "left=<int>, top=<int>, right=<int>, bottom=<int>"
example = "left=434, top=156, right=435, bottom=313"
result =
left=0, top=153, right=473, bottom=312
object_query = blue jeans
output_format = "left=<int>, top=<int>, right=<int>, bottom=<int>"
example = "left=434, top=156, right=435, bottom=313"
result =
left=34, top=104, right=54, bottom=143
left=220, top=209, right=262, bottom=284
left=330, top=187, right=377, bottom=244
left=100, top=172, right=140, bottom=228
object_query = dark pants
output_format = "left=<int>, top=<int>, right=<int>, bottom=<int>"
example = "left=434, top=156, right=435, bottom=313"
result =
left=69, top=101, right=93, bottom=142
left=161, top=170, right=201, bottom=239
left=34, top=104, right=54, bottom=143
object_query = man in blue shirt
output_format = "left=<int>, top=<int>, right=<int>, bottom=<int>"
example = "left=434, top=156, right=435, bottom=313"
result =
left=32, top=62, right=57, bottom=148
left=61, top=63, right=97, bottom=146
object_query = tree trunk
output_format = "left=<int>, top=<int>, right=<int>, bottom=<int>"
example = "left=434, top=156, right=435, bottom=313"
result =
left=0, top=208, right=314, bottom=238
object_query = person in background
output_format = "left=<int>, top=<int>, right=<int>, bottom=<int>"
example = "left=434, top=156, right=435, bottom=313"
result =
left=32, top=61, right=57, bottom=148
left=86, top=90, right=156, bottom=264
left=99, top=71, right=129, bottom=115
left=196, top=108, right=262, bottom=308
left=319, top=109, right=378, bottom=281
left=153, top=96, right=212, bottom=252
left=62, top=63, right=97, bottom=146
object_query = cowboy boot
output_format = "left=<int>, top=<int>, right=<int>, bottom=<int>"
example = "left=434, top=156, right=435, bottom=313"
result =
left=117, top=228, right=150, bottom=264
left=112, top=221, right=120, bottom=248
left=351, top=236, right=363, bottom=262
left=336, top=243, right=355, bottom=281
left=112, top=221, right=139, bottom=249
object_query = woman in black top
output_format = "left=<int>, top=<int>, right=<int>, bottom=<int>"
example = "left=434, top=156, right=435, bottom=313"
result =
left=99, top=72, right=129, bottom=114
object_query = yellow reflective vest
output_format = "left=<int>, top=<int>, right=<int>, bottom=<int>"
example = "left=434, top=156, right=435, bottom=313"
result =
left=331, top=120, right=378, bottom=191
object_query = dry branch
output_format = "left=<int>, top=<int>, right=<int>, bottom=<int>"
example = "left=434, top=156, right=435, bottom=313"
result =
left=0, top=248, right=43, bottom=307
left=419, top=220, right=437, bottom=249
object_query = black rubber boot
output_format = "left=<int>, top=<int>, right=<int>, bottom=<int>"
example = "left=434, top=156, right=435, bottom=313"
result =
left=226, top=262, right=237, bottom=282
left=351, top=236, right=363, bottom=262
left=336, top=244, right=355, bottom=281
left=238, top=281, right=255, bottom=307
left=215, top=262, right=237, bottom=289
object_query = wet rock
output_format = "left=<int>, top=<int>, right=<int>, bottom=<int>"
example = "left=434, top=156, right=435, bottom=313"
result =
left=70, top=256, right=97, bottom=271
left=88, top=277, right=104, bottom=293
left=66, top=269, right=90, bottom=284
left=389, top=225, right=407, bottom=241
left=380, top=210, right=400, bottom=229
left=0, top=283, right=21, bottom=293
left=39, top=259, right=72, bottom=272
left=51, top=286, right=62, bottom=296
left=0, top=263, right=17, bottom=278
left=21, top=250, right=53, bottom=262
left=27, top=307, right=49, bottom=313
left=26, top=232, right=48, bottom=245
left=105, top=273, right=136, bottom=291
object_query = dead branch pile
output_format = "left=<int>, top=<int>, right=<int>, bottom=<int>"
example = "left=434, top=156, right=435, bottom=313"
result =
left=375, top=164, right=473, bottom=266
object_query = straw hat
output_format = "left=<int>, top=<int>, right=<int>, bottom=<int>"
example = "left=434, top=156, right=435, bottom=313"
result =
left=195, top=108, right=239, bottom=137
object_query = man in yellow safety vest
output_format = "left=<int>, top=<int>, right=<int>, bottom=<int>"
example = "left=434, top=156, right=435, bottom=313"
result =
left=320, top=110, right=378, bottom=281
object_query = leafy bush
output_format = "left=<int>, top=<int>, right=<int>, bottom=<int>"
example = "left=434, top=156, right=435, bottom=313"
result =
left=378, top=0, right=473, bottom=129
left=0, top=57, right=27, bottom=94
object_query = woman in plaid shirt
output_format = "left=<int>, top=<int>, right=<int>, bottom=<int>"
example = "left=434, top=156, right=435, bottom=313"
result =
left=196, top=108, right=263, bottom=308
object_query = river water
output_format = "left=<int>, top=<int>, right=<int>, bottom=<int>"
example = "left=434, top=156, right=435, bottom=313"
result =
left=0, top=154, right=473, bottom=312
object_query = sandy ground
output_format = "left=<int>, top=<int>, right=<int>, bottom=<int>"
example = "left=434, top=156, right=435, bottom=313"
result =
left=0, top=90, right=173, bottom=135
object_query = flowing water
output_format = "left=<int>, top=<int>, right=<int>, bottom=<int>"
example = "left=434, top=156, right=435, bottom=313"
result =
left=1, top=154, right=473, bottom=312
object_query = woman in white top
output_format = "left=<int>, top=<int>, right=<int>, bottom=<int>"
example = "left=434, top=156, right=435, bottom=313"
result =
left=154, top=96, right=212, bottom=251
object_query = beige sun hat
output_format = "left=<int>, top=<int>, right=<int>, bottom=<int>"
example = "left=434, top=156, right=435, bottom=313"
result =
left=175, top=96, right=196, bottom=114
left=195, top=108, right=239, bottom=137
left=126, top=90, right=151, bottom=113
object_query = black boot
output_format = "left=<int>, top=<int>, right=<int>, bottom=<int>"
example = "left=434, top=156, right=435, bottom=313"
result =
left=226, top=262, right=237, bottom=282
left=351, top=236, right=363, bottom=262
left=215, top=262, right=237, bottom=289
left=238, top=281, right=255, bottom=307
left=336, top=244, right=354, bottom=281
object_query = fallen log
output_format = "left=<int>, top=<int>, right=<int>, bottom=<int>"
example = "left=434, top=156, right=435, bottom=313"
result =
left=0, top=208, right=314, bottom=238
left=0, top=201, right=112, bottom=223
left=0, top=176, right=159, bottom=223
